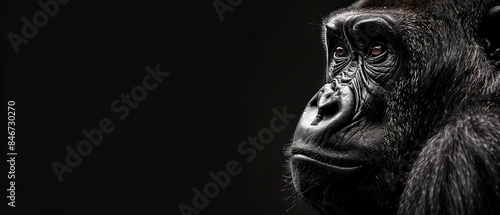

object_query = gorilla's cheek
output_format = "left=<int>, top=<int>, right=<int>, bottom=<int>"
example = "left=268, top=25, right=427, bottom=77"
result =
left=330, top=123, right=387, bottom=152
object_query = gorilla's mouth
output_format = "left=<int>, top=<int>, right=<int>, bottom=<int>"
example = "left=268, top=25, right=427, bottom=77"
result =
left=290, top=148, right=364, bottom=175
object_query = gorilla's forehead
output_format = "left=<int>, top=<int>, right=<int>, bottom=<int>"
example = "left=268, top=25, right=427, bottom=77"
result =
left=325, top=13, right=396, bottom=29
left=323, top=10, right=405, bottom=30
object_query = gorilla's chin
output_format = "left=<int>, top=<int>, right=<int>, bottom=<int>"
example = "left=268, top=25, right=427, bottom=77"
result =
left=287, top=139, right=390, bottom=212
left=289, top=157, right=392, bottom=214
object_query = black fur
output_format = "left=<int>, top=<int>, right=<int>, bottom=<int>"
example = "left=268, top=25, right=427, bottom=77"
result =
left=399, top=98, right=500, bottom=215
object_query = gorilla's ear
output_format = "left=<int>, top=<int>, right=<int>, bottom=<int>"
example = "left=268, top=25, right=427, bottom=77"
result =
left=478, top=5, right=500, bottom=65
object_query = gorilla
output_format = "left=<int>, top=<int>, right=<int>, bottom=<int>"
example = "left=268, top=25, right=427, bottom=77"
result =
left=284, top=0, right=500, bottom=214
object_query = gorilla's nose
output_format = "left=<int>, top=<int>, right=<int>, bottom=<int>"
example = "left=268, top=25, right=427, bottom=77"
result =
left=293, top=83, right=356, bottom=147
left=311, top=84, right=355, bottom=128
left=316, top=85, right=339, bottom=120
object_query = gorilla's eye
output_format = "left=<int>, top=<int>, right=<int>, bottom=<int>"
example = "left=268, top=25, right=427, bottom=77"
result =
left=370, top=44, right=386, bottom=56
left=335, top=46, right=347, bottom=58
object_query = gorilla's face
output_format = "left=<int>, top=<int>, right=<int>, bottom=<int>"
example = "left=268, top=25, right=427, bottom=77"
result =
left=288, top=11, right=404, bottom=207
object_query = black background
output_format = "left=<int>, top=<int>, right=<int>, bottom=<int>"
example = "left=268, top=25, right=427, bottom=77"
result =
left=2, top=0, right=354, bottom=214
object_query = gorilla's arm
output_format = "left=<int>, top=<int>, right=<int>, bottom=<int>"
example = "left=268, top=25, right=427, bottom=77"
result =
left=399, top=99, right=500, bottom=215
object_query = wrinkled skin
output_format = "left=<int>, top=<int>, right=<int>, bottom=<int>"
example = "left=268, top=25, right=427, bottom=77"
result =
left=285, top=0, right=500, bottom=215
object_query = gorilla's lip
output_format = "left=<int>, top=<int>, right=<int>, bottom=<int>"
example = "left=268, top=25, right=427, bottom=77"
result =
left=290, top=148, right=364, bottom=175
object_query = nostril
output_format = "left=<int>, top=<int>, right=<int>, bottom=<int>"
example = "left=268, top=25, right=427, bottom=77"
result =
left=311, top=115, right=322, bottom=126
